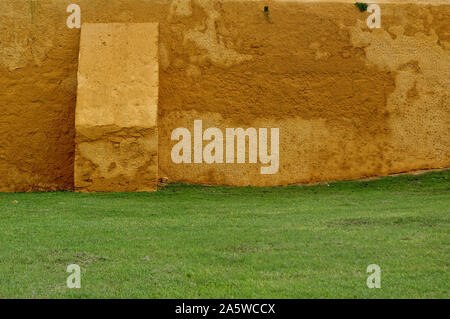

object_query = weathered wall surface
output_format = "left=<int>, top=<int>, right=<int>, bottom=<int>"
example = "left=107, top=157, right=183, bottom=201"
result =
left=75, top=23, right=159, bottom=192
left=0, top=0, right=449, bottom=191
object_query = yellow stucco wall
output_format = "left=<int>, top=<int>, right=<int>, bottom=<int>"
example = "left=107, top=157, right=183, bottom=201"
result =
left=0, top=0, right=449, bottom=191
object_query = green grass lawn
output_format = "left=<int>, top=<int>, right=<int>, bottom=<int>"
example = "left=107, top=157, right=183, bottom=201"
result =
left=0, top=171, right=449, bottom=298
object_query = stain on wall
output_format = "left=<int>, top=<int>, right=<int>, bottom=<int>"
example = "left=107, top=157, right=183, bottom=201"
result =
left=0, top=0, right=449, bottom=191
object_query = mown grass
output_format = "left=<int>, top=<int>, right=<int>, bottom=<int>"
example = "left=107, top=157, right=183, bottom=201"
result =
left=0, top=171, right=449, bottom=298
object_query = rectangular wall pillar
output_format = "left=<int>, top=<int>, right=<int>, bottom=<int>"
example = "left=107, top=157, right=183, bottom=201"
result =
left=75, top=23, right=159, bottom=192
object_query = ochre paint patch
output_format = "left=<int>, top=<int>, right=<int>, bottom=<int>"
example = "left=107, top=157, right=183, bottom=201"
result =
left=74, top=23, right=158, bottom=192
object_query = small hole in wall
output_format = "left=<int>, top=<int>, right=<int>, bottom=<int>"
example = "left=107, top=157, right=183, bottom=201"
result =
left=263, top=3, right=273, bottom=23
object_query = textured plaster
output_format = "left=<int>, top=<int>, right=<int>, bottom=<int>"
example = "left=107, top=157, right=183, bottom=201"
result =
left=74, top=23, right=158, bottom=192
left=0, top=0, right=448, bottom=191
